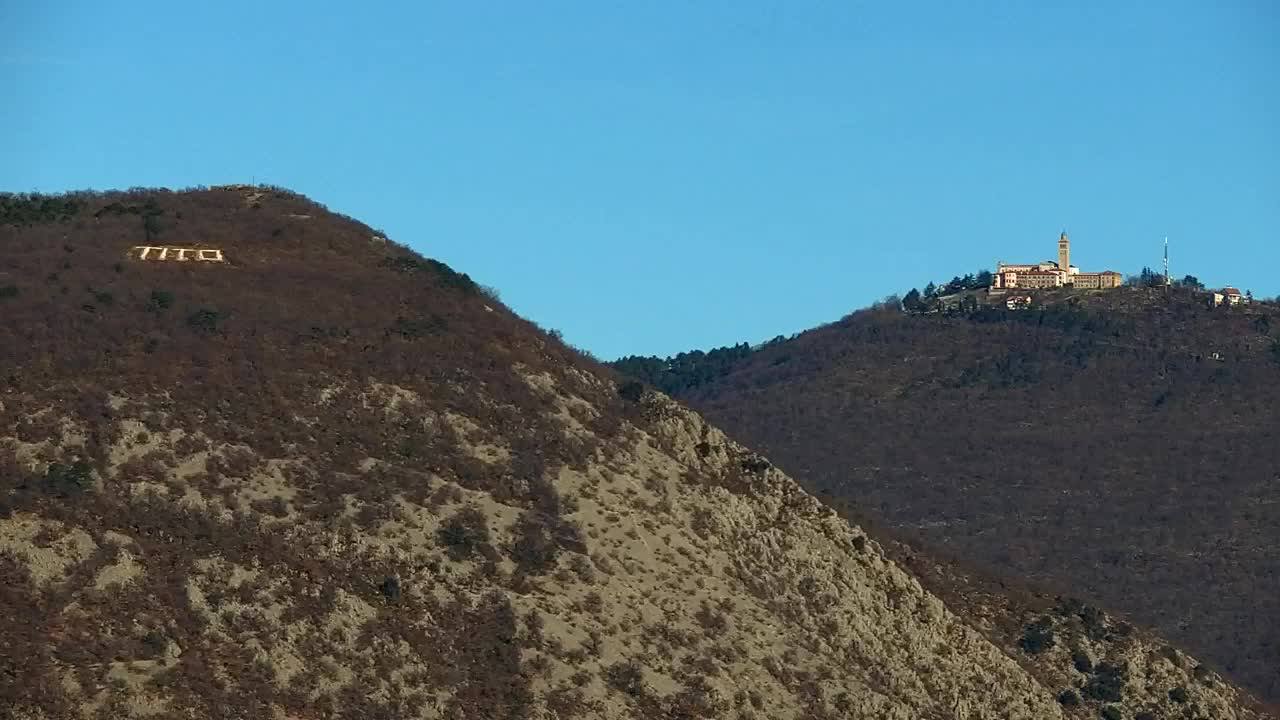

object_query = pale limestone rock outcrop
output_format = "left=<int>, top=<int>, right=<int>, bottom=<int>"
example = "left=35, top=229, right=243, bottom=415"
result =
left=0, top=379, right=1267, bottom=719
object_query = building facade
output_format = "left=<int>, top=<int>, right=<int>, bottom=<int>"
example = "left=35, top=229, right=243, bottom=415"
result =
left=1016, top=270, right=1065, bottom=289
left=991, top=232, right=1121, bottom=291
left=1212, top=288, right=1248, bottom=307
left=1071, top=272, right=1123, bottom=290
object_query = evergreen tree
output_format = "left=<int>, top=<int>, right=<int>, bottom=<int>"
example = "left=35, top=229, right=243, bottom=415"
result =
left=903, top=288, right=923, bottom=312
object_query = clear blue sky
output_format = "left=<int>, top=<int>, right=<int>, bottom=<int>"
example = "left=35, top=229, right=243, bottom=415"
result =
left=3, top=2, right=1277, bottom=359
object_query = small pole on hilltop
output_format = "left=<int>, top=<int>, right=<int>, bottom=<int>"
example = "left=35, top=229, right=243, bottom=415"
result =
left=1164, top=237, right=1171, bottom=287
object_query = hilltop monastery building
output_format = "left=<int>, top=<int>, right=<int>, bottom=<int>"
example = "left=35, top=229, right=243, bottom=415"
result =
left=992, top=232, right=1122, bottom=290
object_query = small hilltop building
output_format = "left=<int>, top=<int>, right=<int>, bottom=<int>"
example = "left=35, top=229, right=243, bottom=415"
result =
left=991, top=232, right=1122, bottom=291
left=1005, top=294, right=1033, bottom=310
left=1211, top=288, right=1249, bottom=307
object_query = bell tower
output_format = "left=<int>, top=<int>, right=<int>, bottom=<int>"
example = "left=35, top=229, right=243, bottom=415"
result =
left=1058, top=231, right=1070, bottom=271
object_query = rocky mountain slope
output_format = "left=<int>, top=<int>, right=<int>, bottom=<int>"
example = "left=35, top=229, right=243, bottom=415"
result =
left=615, top=287, right=1280, bottom=706
left=0, top=187, right=1271, bottom=719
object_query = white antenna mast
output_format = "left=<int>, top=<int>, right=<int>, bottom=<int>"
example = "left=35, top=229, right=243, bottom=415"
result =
left=1164, top=236, right=1170, bottom=286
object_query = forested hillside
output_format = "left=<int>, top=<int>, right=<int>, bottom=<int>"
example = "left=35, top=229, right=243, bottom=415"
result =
left=7, top=187, right=1270, bottom=718
left=613, top=288, right=1280, bottom=703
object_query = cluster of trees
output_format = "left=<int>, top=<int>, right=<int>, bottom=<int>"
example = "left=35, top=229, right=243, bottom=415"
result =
left=610, top=269, right=1008, bottom=397
left=608, top=332, right=814, bottom=397
left=930, top=270, right=995, bottom=297
left=1175, top=274, right=1205, bottom=290
left=1124, top=267, right=1211, bottom=290
left=611, top=342, right=756, bottom=396
left=893, top=270, right=995, bottom=313
left=1124, top=267, right=1167, bottom=288
left=1, top=193, right=83, bottom=226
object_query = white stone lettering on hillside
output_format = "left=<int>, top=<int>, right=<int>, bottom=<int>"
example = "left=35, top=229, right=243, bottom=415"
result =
left=133, top=246, right=225, bottom=263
